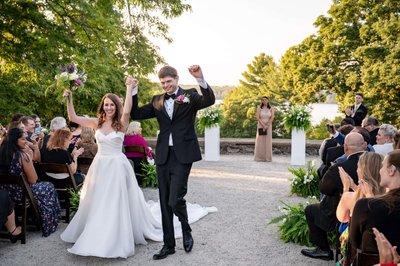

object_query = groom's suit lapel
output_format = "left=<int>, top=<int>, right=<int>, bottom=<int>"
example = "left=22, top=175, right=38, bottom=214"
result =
left=158, top=95, right=171, bottom=120
left=172, top=88, right=183, bottom=120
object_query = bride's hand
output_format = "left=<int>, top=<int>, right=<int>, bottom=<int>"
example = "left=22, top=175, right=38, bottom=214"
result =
left=125, top=76, right=138, bottom=90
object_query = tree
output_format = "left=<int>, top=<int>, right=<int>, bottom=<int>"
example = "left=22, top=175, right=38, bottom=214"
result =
left=0, top=0, right=191, bottom=133
left=221, top=53, right=287, bottom=137
left=280, top=0, right=400, bottom=127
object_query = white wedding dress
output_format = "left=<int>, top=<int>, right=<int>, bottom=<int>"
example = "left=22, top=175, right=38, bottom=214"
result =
left=61, top=131, right=216, bottom=258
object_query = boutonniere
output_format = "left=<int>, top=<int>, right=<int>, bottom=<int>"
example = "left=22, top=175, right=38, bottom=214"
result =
left=175, top=93, right=190, bottom=104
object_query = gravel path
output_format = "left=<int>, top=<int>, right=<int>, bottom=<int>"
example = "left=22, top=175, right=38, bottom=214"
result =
left=0, top=154, right=333, bottom=266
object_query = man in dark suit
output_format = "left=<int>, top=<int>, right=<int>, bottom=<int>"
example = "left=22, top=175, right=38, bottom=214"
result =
left=301, top=132, right=365, bottom=261
left=345, top=92, right=368, bottom=126
left=130, top=65, right=215, bottom=260
left=362, top=116, right=380, bottom=146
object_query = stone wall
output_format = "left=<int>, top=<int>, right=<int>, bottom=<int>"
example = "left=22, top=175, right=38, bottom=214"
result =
left=146, top=137, right=322, bottom=156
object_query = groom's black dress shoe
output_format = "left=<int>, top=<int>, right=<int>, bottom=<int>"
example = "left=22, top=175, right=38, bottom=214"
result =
left=153, top=246, right=175, bottom=260
left=301, top=247, right=333, bottom=261
left=183, top=231, right=194, bottom=252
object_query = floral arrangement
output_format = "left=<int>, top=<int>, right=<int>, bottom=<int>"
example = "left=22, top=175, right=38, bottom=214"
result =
left=288, top=160, right=320, bottom=198
left=269, top=199, right=337, bottom=247
left=197, top=104, right=223, bottom=133
left=137, top=157, right=158, bottom=188
left=283, top=106, right=312, bottom=131
left=55, top=63, right=87, bottom=92
left=175, top=93, right=190, bottom=104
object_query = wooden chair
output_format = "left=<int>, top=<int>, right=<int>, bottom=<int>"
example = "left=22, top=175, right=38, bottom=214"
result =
left=124, top=145, right=148, bottom=185
left=354, top=249, right=379, bottom=266
left=0, top=172, right=42, bottom=244
left=34, top=162, right=81, bottom=223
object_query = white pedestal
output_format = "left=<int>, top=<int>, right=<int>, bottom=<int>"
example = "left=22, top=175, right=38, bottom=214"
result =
left=204, top=125, right=220, bottom=161
left=291, top=128, right=306, bottom=165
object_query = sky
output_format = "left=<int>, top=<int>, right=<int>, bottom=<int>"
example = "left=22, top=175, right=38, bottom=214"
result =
left=150, top=0, right=332, bottom=86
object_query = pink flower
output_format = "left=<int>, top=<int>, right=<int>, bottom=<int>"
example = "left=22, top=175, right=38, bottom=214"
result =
left=175, top=93, right=190, bottom=104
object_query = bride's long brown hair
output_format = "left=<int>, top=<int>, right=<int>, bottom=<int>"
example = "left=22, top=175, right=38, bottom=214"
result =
left=97, top=93, right=123, bottom=132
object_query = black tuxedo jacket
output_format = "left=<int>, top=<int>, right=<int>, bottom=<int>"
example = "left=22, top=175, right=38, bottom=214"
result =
left=316, top=152, right=362, bottom=231
left=131, top=85, right=215, bottom=165
left=346, top=104, right=368, bottom=126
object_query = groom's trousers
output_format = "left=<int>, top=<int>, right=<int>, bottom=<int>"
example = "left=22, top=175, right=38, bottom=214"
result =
left=156, top=147, right=192, bottom=248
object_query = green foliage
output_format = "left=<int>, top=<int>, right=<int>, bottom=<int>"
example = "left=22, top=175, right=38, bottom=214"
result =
left=280, top=0, right=400, bottom=128
left=137, top=159, right=158, bottom=188
left=0, top=0, right=191, bottom=126
left=220, top=53, right=288, bottom=138
left=307, top=116, right=343, bottom=140
left=197, top=105, right=223, bottom=134
left=283, top=106, right=312, bottom=131
left=269, top=200, right=338, bottom=247
left=288, top=161, right=320, bottom=198
left=269, top=201, right=314, bottom=247
left=68, top=188, right=81, bottom=215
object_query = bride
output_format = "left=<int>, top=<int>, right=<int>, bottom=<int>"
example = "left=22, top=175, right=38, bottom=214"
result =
left=60, top=76, right=215, bottom=258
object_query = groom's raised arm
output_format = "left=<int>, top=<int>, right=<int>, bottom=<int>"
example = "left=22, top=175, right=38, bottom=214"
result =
left=130, top=89, right=156, bottom=120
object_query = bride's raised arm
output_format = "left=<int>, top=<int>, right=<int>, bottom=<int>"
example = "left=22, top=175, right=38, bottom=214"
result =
left=64, top=90, right=98, bottom=129
left=121, top=76, right=138, bottom=130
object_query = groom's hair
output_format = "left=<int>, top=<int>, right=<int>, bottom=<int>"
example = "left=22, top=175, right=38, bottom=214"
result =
left=158, top=66, right=177, bottom=79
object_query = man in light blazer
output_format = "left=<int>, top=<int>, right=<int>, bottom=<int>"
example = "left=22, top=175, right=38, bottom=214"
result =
left=130, top=65, right=215, bottom=260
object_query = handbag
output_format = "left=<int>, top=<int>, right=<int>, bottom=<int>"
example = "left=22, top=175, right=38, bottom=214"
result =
left=258, top=128, right=267, bottom=135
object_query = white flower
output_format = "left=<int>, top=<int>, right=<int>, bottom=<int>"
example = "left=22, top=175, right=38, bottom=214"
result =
left=69, top=73, right=79, bottom=81
left=147, top=157, right=155, bottom=165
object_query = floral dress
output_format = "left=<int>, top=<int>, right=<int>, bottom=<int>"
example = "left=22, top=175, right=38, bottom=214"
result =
left=0, top=151, right=61, bottom=237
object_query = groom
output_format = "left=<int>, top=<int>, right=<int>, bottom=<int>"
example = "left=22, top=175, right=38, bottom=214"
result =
left=130, top=65, right=215, bottom=260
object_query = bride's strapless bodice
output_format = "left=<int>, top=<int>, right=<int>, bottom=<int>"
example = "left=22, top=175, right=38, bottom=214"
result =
left=95, top=130, right=124, bottom=155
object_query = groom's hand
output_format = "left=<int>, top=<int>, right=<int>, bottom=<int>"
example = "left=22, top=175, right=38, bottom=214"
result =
left=125, top=76, right=138, bottom=90
left=188, top=65, right=204, bottom=80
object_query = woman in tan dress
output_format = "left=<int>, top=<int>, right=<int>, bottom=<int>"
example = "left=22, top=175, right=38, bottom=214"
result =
left=254, top=96, right=274, bottom=162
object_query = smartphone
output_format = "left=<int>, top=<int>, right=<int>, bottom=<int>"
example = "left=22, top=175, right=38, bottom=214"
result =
left=34, top=127, right=42, bottom=135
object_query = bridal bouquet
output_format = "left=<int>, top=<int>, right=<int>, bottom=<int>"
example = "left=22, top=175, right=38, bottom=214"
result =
left=197, top=104, right=223, bottom=133
left=55, top=63, right=87, bottom=92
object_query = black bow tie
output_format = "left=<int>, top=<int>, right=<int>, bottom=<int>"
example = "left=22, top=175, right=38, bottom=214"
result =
left=165, top=93, right=176, bottom=100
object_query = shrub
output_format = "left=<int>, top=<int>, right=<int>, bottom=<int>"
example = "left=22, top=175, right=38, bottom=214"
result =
left=137, top=157, right=158, bottom=188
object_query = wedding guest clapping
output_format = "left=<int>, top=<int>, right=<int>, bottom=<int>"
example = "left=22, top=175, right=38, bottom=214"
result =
left=373, top=228, right=400, bottom=266
left=373, top=124, right=397, bottom=155
left=349, top=150, right=400, bottom=263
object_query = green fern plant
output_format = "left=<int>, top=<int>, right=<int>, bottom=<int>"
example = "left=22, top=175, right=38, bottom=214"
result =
left=269, top=200, right=338, bottom=247
left=68, top=187, right=81, bottom=215
left=288, top=161, right=320, bottom=198
left=137, top=160, right=158, bottom=188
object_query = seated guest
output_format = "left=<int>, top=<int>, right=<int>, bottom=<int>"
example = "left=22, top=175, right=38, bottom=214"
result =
left=41, top=128, right=85, bottom=187
left=6, top=120, right=41, bottom=162
left=373, top=124, right=397, bottom=156
left=0, top=190, right=22, bottom=243
left=0, top=128, right=61, bottom=237
left=318, top=124, right=354, bottom=178
left=301, top=133, right=365, bottom=261
left=362, top=116, right=380, bottom=146
left=76, top=127, right=97, bottom=174
left=41, top=116, right=67, bottom=152
left=123, top=121, right=153, bottom=184
left=336, top=152, right=386, bottom=265
left=19, top=116, right=35, bottom=141
left=350, top=150, right=400, bottom=263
